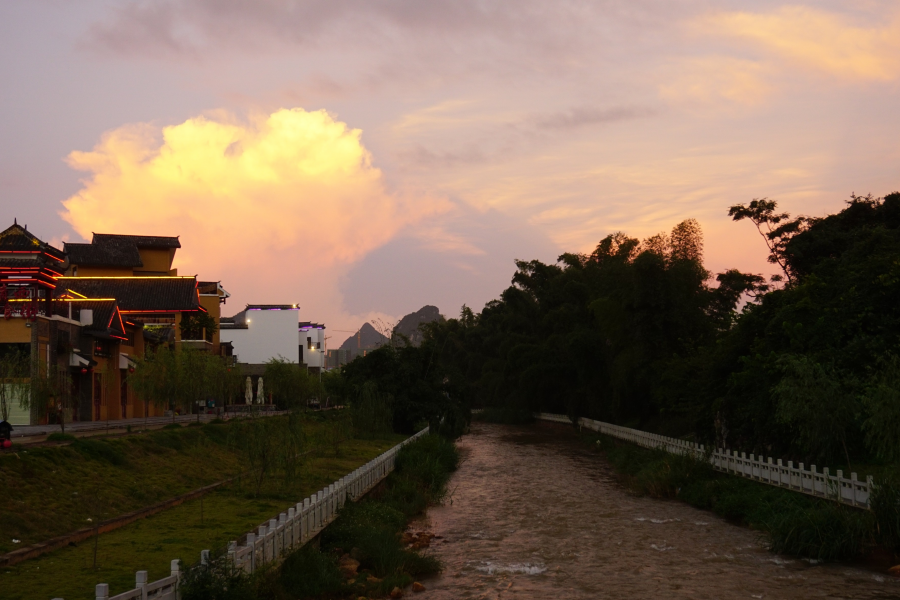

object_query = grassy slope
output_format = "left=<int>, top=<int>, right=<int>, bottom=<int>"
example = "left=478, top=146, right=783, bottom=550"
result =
left=0, top=415, right=406, bottom=600
left=1, top=424, right=242, bottom=555
left=175, top=434, right=461, bottom=600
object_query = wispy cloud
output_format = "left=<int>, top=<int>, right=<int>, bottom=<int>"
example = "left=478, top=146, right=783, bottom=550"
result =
left=659, top=57, right=772, bottom=106
left=701, top=6, right=900, bottom=81
left=530, top=106, right=656, bottom=130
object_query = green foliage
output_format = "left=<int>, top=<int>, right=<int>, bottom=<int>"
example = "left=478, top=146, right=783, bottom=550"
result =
left=228, top=412, right=306, bottom=495
left=180, top=312, right=219, bottom=342
left=71, top=438, right=131, bottom=466
left=762, top=500, right=873, bottom=561
left=45, top=432, right=76, bottom=442
left=591, top=432, right=874, bottom=560
left=277, top=545, right=344, bottom=599
left=772, top=354, right=855, bottom=466
left=0, top=347, right=29, bottom=423
left=869, top=469, right=900, bottom=554
left=350, top=382, right=394, bottom=439
left=263, top=357, right=321, bottom=409
left=180, top=557, right=258, bottom=600
left=176, top=433, right=458, bottom=600
left=341, top=341, right=465, bottom=435
left=130, top=348, right=243, bottom=416
left=861, top=355, right=900, bottom=461
left=364, top=192, right=900, bottom=469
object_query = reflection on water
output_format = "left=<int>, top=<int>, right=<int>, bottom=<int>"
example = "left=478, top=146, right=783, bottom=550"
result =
left=417, top=423, right=899, bottom=599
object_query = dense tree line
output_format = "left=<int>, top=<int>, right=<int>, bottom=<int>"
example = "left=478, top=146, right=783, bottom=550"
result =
left=344, top=192, right=900, bottom=465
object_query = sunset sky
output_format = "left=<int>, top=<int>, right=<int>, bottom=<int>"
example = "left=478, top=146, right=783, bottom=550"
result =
left=1, top=1, right=898, bottom=334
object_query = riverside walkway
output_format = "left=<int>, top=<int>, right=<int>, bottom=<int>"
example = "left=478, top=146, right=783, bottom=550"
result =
left=418, top=422, right=898, bottom=599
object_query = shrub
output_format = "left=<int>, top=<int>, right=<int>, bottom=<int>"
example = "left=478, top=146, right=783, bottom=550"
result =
left=46, top=432, right=76, bottom=443
left=179, top=556, right=258, bottom=600
left=278, top=545, right=344, bottom=599
left=870, top=469, right=900, bottom=555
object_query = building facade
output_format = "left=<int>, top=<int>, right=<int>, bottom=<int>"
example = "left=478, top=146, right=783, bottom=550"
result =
left=0, top=225, right=227, bottom=425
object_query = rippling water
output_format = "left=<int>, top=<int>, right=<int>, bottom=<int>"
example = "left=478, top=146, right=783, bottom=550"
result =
left=416, top=423, right=900, bottom=599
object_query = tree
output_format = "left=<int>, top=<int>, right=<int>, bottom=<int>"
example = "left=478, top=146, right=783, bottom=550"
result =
left=264, top=357, right=319, bottom=409
left=728, top=198, right=813, bottom=284
left=861, top=354, right=900, bottom=461
left=0, top=349, right=29, bottom=423
left=772, top=354, right=857, bottom=469
left=180, top=312, right=219, bottom=342
left=131, top=348, right=239, bottom=418
left=350, top=381, right=393, bottom=439
left=30, top=365, right=74, bottom=434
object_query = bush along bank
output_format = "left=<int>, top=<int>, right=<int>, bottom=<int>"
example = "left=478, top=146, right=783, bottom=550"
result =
left=585, top=431, right=890, bottom=563
left=180, top=433, right=460, bottom=600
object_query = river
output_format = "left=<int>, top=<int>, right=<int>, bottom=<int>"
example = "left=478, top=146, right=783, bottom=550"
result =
left=415, top=422, right=899, bottom=599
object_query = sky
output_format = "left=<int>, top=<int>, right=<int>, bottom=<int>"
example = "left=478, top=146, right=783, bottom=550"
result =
left=1, top=1, right=898, bottom=337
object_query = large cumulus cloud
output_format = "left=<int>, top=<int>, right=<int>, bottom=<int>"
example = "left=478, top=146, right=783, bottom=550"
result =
left=61, top=107, right=447, bottom=315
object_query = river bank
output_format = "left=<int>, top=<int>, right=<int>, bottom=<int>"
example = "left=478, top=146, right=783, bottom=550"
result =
left=175, top=432, right=459, bottom=600
left=0, top=412, right=407, bottom=600
left=417, top=422, right=899, bottom=599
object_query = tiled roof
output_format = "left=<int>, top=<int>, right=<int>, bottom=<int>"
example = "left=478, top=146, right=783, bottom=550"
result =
left=55, top=299, right=126, bottom=338
left=55, top=277, right=200, bottom=312
left=65, top=242, right=143, bottom=268
left=0, top=223, right=67, bottom=262
left=92, top=233, right=181, bottom=249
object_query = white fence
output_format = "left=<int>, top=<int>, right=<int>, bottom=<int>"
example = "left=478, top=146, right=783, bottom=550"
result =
left=535, top=413, right=873, bottom=509
left=78, top=426, right=430, bottom=600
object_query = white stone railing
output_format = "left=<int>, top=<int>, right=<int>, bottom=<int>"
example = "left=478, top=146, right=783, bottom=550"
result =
left=535, top=413, right=873, bottom=509
left=79, top=426, right=431, bottom=600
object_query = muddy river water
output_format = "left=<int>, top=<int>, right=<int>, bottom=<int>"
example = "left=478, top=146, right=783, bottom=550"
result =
left=416, top=423, right=900, bottom=599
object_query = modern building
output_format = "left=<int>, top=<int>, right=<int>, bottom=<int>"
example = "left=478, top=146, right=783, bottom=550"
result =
left=220, top=304, right=300, bottom=364
left=299, top=321, right=326, bottom=373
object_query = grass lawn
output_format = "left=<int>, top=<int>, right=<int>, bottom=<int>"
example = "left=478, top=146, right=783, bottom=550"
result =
left=1, top=432, right=406, bottom=600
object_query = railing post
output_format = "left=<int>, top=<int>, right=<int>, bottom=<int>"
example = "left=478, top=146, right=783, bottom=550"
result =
left=228, top=541, right=237, bottom=569
left=246, top=533, right=256, bottom=572
left=96, top=583, right=110, bottom=600
left=287, top=508, right=296, bottom=549
left=171, top=559, right=182, bottom=600
left=135, top=570, right=148, bottom=600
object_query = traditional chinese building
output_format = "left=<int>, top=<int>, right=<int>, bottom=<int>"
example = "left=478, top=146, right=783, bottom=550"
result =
left=0, top=223, right=229, bottom=425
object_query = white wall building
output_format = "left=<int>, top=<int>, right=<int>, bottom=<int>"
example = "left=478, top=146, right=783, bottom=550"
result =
left=220, top=304, right=300, bottom=364
left=300, top=322, right=326, bottom=371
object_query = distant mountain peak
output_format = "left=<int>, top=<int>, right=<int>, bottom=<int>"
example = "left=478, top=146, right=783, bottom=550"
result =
left=393, top=305, right=444, bottom=346
left=338, top=322, right=388, bottom=350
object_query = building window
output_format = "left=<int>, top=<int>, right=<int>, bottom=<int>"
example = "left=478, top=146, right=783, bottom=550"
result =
left=94, top=339, right=110, bottom=358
